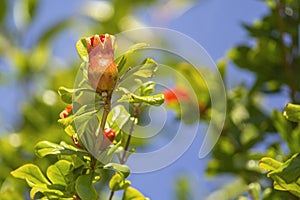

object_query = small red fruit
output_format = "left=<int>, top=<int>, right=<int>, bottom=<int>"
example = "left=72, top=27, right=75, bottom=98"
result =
left=59, top=105, right=73, bottom=119
left=71, top=135, right=83, bottom=149
left=103, top=128, right=116, bottom=142
left=99, top=127, right=116, bottom=150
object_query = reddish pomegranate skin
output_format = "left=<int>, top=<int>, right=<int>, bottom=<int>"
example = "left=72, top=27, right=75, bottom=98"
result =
left=85, top=34, right=118, bottom=93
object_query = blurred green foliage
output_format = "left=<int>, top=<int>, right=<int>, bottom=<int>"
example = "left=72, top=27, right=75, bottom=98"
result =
left=205, top=0, right=300, bottom=199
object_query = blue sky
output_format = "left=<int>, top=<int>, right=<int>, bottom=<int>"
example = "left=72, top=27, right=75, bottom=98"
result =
left=1, top=0, right=285, bottom=199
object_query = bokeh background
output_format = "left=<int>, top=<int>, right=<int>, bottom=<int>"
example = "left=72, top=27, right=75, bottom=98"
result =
left=1, top=0, right=299, bottom=199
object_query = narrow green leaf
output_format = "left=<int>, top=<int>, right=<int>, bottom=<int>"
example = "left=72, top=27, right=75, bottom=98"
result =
left=103, top=163, right=130, bottom=178
left=46, top=160, right=72, bottom=186
left=11, top=164, right=51, bottom=186
left=64, top=125, right=76, bottom=137
left=133, top=58, right=158, bottom=78
left=30, top=184, right=64, bottom=199
left=136, top=80, right=156, bottom=96
left=122, top=187, right=148, bottom=200
left=35, top=141, right=86, bottom=158
left=35, top=141, right=64, bottom=157
left=258, top=157, right=283, bottom=171
left=109, top=173, right=131, bottom=191
left=283, top=103, right=300, bottom=122
left=76, top=38, right=89, bottom=62
left=75, top=174, right=98, bottom=200
left=119, top=93, right=164, bottom=106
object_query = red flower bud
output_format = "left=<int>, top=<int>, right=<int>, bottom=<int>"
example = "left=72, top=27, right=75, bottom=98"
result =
left=86, top=34, right=118, bottom=93
left=71, top=135, right=83, bottom=149
left=59, top=105, right=73, bottom=119
left=99, top=127, right=116, bottom=150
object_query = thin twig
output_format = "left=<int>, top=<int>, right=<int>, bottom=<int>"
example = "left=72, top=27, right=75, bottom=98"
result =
left=108, top=191, right=115, bottom=200
left=120, top=103, right=142, bottom=164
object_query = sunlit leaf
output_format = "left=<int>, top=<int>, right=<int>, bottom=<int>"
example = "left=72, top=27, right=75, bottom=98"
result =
left=135, top=80, right=156, bottom=96
left=283, top=103, right=300, bottom=123
left=109, top=173, right=131, bottom=191
left=259, top=154, right=300, bottom=197
left=76, top=38, right=89, bottom=62
left=11, top=164, right=51, bottom=186
left=30, top=184, right=64, bottom=199
left=258, top=157, right=283, bottom=171
left=122, top=187, right=148, bottom=200
left=35, top=141, right=86, bottom=157
left=118, top=92, right=164, bottom=106
left=103, top=163, right=130, bottom=178
left=46, top=160, right=72, bottom=186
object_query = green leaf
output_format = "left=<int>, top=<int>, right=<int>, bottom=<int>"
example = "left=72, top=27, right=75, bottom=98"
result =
left=30, top=184, right=64, bottom=199
left=103, top=163, right=130, bottom=178
left=58, top=87, right=74, bottom=104
left=75, top=174, right=98, bottom=200
left=35, top=141, right=86, bottom=157
left=58, top=87, right=95, bottom=104
left=118, top=92, right=164, bottom=106
left=117, top=43, right=149, bottom=76
left=283, top=103, right=300, bottom=122
left=136, top=80, right=156, bottom=96
left=133, top=58, right=158, bottom=78
left=64, top=125, right=76, bottom=137
left=58, top=116, right=74, bottom=128
left=259, top=154, right=300, bottom=197
left=122, top=187, right=148, bottom=200
left=46, top=160, right=72, bottom=186
left=258, top=157, right=283, bottom=171
left=76, top=38, right=89, bottom=62
left=35, top=141, right=64, bottom=157
left=272, top=110, right=300, bottom=153
left=11, top=164, right=51, bottom=186
left=109, top=173, right=131, bottom=191
left=107, top=105, right=130, bottom=133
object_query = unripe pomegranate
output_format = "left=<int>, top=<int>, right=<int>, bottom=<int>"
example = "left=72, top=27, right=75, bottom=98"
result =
left=85, top=34, right=118, bottom=93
